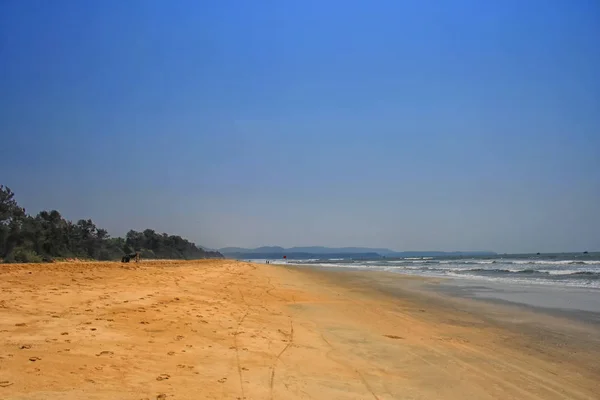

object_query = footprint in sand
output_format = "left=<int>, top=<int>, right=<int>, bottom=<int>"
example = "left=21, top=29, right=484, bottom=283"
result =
left=217, top=378, right=227, bottom=383
left=167, top=351, right=175, bottom=356
left=156, top=394, right=167, bottom=400
left=15, top=323, right=26, bottom=327
left=96, top=351, right=114, bottom=357
left=156, top=374, right=170, bottom=381
left=29, top=356, right=41, bottom=362
left=19, top=344, right=32, bottom=349
left=384, top=335, right=404, bottom=340
left=61, top=332, right=69, bottom=335
left=0, top=380, right=14, bottom=387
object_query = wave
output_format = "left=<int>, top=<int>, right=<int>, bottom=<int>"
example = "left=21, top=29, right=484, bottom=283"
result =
left=277, top=257, right=600, bottom=289
left=380, top=265, right=598, bottom=276
left=456, top=268, right=600, bottom=279
left=269, top=255, right=600, bottom=289
left=509, top=260, right=599, bottom=265
left=456, top=268, right=544, bottom=274
left=569, top=271, right=600, bottom=277
left=443, top=273, right=600, bottom=289
left=382, top=259, right=600, bottom=267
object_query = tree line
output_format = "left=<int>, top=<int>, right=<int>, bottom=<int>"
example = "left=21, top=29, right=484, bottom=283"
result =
left=0, top=185, right=223, bottom=263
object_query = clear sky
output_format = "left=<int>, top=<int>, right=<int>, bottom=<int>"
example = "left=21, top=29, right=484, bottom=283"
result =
left=1, top=0, right=599, bottom=253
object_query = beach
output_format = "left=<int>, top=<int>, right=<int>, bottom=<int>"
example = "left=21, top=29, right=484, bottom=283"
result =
left=1, top=260, right=598, bottom=400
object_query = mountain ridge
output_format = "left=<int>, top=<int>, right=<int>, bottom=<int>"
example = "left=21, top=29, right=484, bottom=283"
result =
left=219, top=246, right=497, bottom=258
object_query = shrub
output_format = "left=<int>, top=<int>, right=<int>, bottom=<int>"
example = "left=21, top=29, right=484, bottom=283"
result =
left=5, top=247, right=44, bottom=263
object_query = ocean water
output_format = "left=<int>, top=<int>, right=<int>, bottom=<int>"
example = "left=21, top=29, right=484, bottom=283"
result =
left=261, top=253, right=600, bottom=289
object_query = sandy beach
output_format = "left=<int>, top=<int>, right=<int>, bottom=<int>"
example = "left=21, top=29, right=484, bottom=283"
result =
left=1, top=260, right=598, bottom=400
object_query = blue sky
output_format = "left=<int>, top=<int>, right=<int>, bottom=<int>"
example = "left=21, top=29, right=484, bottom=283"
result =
left=1, top=0, right=598, bottom=253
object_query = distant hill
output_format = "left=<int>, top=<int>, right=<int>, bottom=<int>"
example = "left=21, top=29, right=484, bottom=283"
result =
left=289, top=246, right=396, bottom=255
left=220, top=246, right=286, bottom=254
left=219, top=246, right=496, bottom=259
left=224, top=252, right=383, bottom=260
left=385, top=251, right=497, bottom=257
left=220, top=246, right=393, bottom=255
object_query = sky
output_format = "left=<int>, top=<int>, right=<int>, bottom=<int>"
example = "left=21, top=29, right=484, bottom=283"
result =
left=1, top=0, right=599, bottom=253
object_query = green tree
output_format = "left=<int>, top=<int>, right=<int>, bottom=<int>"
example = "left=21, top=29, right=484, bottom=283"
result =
left=0, top=185, right=26, bottom=259
left=0, top=185, right=222, bottom=263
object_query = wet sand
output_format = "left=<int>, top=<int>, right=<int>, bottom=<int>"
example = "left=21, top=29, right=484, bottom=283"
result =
left=1, top=260, right=598, bottom=400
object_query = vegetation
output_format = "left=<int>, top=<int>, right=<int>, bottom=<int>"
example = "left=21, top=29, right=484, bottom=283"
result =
left=0, top=185, right=222, bottom=263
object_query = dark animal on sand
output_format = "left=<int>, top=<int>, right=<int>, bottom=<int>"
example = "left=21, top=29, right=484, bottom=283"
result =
left=121, top=252, right=140, bottom=263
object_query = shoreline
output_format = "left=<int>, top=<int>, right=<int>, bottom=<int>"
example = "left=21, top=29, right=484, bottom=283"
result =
left=286, top=263, right=600, bottom=331
left=1, top=260, right=598, bottom=399
left=262, top=254, right=600, bottom=291
left=436, top=279, right=600, bottom=325
left=284, top=263, right=600, bottom=323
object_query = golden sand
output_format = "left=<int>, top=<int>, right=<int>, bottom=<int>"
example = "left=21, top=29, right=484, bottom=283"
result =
left=0, top=260, right=598, bottom=399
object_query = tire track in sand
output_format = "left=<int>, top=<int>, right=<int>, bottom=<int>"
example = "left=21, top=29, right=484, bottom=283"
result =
left=269, top=319, right=294, bottom=400
left=320, top=333, right=380, bottom=400
left=234, top=310, right=249, bottom=399
left=234, top=284, right=251, bottom=400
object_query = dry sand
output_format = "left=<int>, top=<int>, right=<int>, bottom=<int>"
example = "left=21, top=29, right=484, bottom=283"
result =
left=1, top=260, right=598, bottom=400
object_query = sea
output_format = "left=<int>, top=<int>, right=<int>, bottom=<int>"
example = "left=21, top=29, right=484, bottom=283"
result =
left=260, top=253, right=600, bottom=290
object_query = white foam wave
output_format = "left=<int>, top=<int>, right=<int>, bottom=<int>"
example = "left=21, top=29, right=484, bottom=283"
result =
left=541, top=268, right=600, bottom=275
left=542, top=269, right=581, bottom=275
left=443, top=272, right=600, bottom=289
left=510, top=260, right=599, bottom=265
left=266, top=257, right=600, bottom=289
